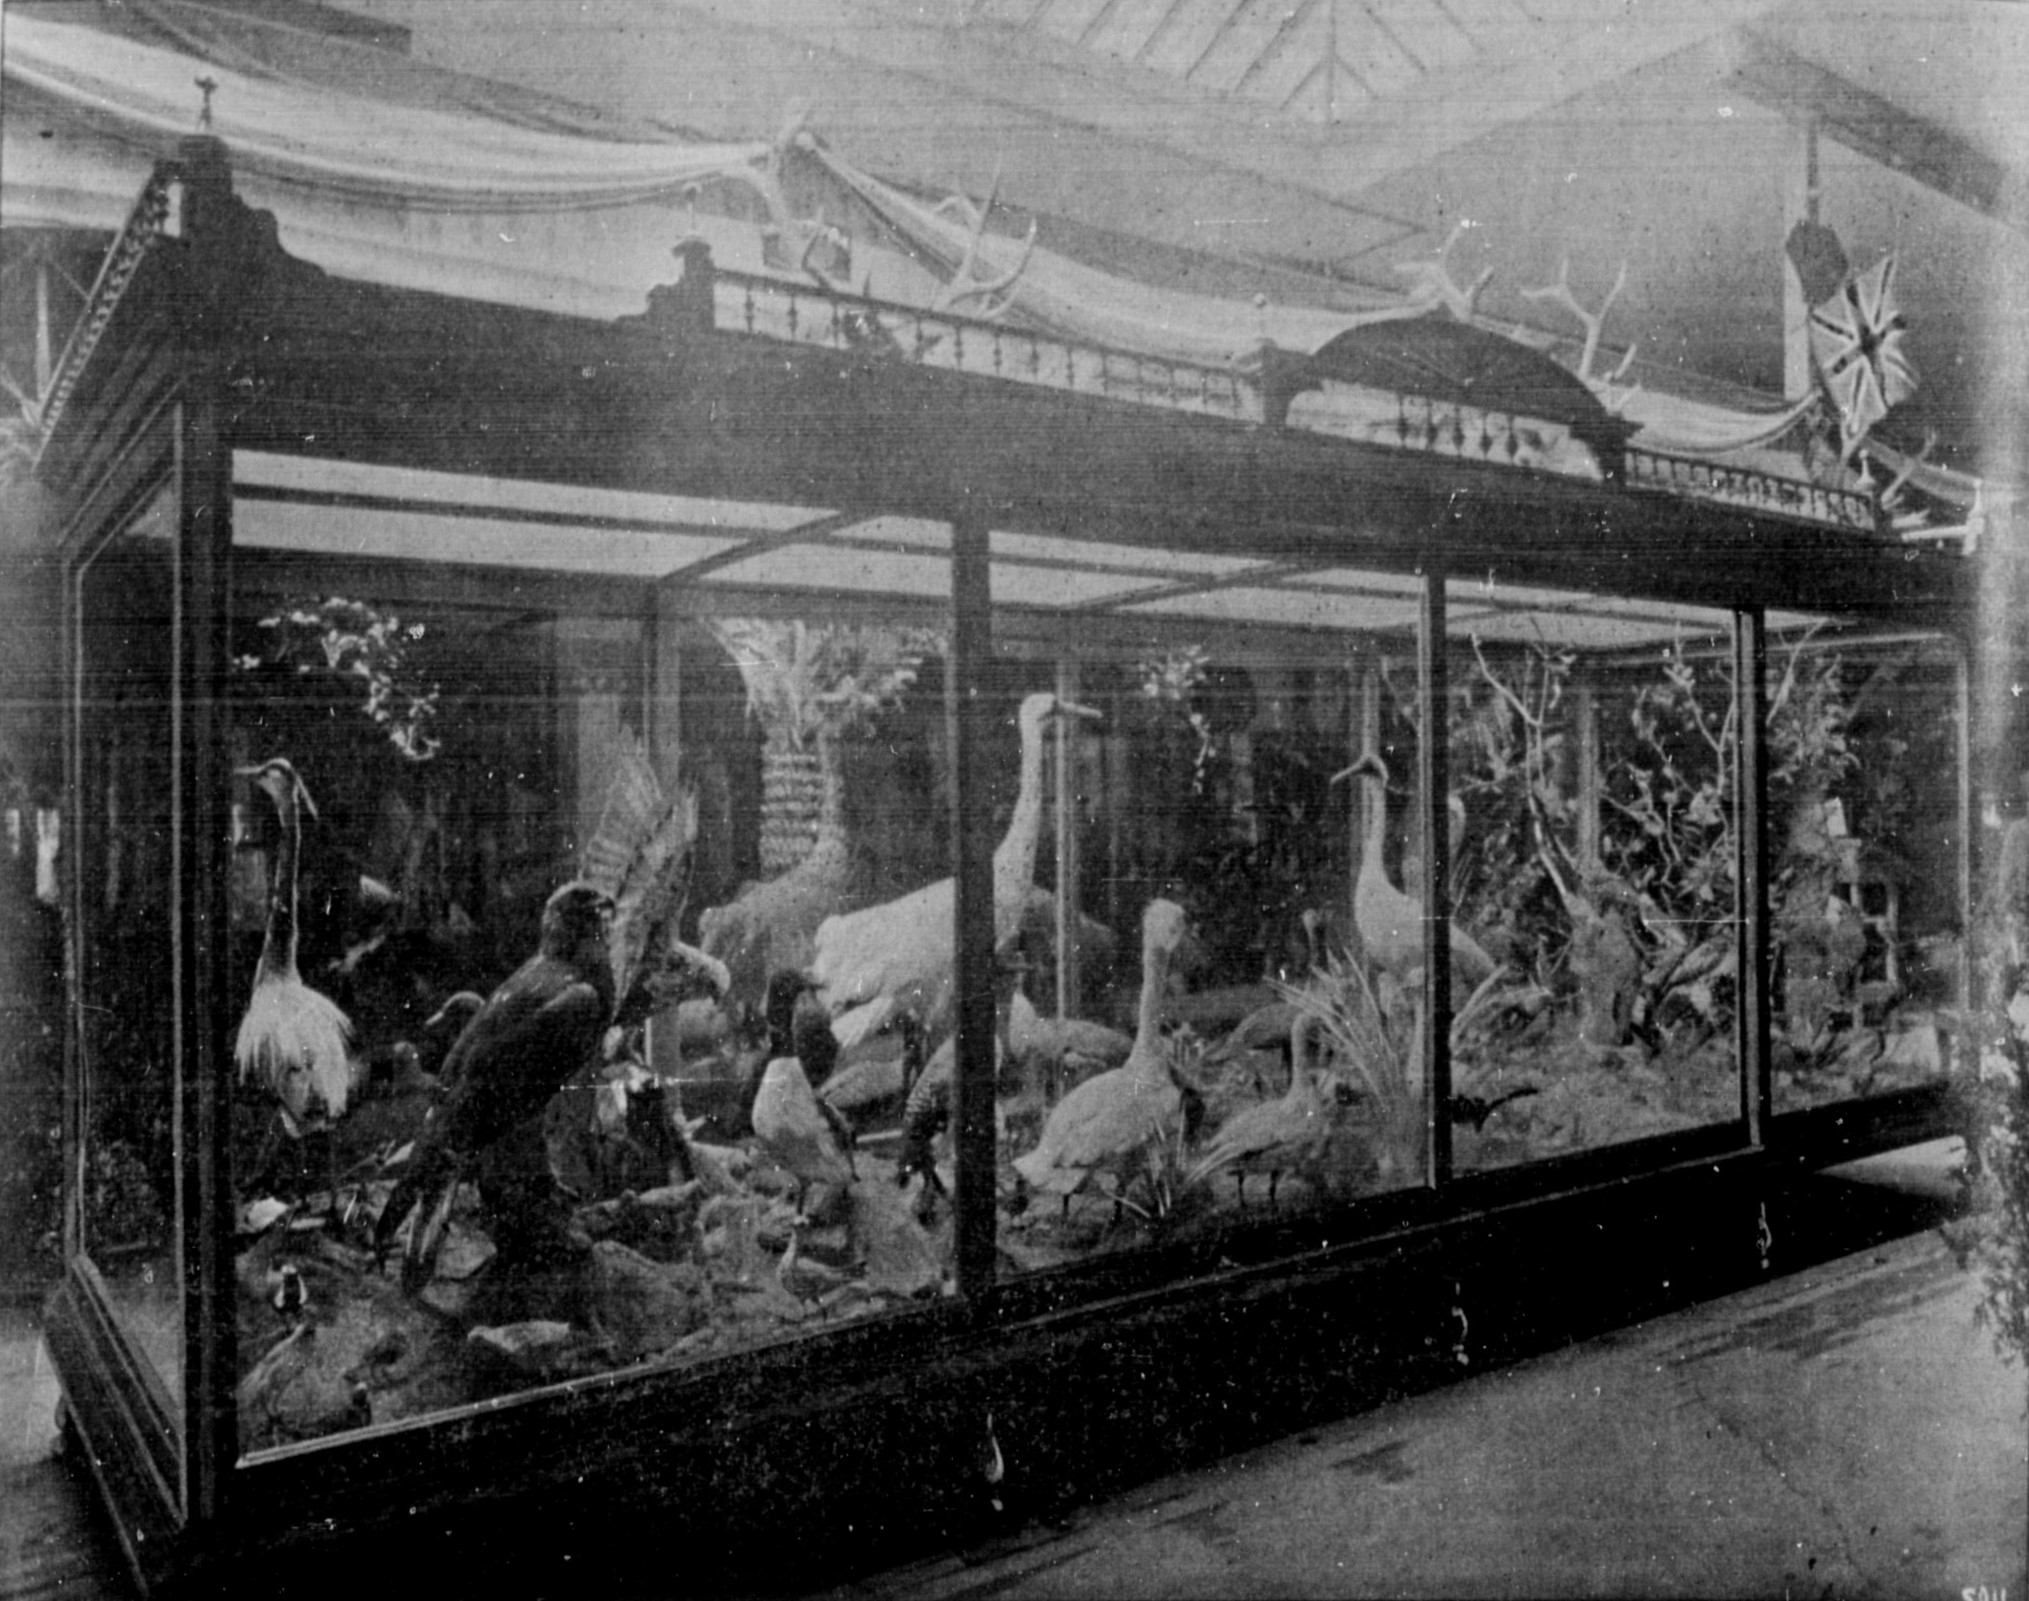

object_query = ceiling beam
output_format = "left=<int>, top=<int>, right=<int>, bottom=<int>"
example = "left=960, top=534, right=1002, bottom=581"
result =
left=1719, top=28, right=2028, bottom=232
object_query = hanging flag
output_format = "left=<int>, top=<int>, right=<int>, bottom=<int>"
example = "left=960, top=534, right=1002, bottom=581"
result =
left=1808, top=253, right=1917, bottom=455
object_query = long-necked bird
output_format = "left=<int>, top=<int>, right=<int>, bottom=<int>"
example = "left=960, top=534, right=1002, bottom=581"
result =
left=235, top=757, right=359, bottom=1138
left=810, top=691, right=1099, bottom=1085
left=1012, top=899, right=1191, bottom=1217
left=1189, top=1012, right=1336, bottom=1206
left=373, top=880, right=615, bottom=1290
left=1334, top=753, right=1496, bottom=991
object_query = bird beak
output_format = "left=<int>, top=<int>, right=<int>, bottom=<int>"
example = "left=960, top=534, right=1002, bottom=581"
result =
left=1052, top=699, right=1102, bottom=724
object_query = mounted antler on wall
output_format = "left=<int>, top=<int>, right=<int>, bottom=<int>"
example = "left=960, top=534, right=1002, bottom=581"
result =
left=1520, top=257, right=1639, bottom=413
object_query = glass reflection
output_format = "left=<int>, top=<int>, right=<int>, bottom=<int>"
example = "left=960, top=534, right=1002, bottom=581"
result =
left=1443, top=588, right=1741, bottom=1169
left=76, top=490, right=182, bottom=1411
left=1769, top=630, right=1963, bottom=1111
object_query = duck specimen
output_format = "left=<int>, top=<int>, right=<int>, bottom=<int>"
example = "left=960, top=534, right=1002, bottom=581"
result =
left=372, top=880, right=616, bottom=1290
left=234, top=758, right=360, bottom=1143
left=810, top=691, right=1099, bottom=1081
left=1190, top=1013, right=1336, bottom=1206
left=1334, top=753, right=1496, bottom=991
left=751, top=974, right=859, bottom=1220
left=1012, top=898, right=1191, bottom=1217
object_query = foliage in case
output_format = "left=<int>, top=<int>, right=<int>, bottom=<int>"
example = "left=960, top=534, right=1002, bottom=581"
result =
left=237, top=597, right=443, bottom=761
left=709, top=618, right=943, bottom=749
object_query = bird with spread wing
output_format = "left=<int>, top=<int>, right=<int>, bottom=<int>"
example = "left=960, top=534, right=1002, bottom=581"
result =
left=374, top=731, right=725, bottom=1293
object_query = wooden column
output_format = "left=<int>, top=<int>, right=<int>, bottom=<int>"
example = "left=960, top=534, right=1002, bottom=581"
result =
left=1418, top=575, right=1452, bottom=1189
left=175, top=134, right=242, bottom=1528
left=1734, top=606, right=1771, bottom=1144
left=948, top=517, right=997, bottom=1302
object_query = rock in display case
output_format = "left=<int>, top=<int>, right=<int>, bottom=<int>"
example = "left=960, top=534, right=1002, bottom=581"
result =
left=36, top=142, right=1978, bottom=1594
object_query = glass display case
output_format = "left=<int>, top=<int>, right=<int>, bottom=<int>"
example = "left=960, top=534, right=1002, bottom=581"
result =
left=34, top=141, right=1980, bottom=1594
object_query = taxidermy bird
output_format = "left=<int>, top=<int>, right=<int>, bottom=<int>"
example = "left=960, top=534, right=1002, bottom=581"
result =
left=895, top=958, right=1029, bottom=1208
left=740, top=969, right=854, bottom=1143
left=810, top=691, right=1100, bottom=1082
left=1208, top=908, right=1327, bottom=1083
left=1334, top=753, right=1496, bottom=991
left=235, top=758, right=360, bottom=1138
left=372, top=880, right=616, bottom=1291
left=1013, top=898, right=1192, bottom=1217
left=1189, top=1012, right=1337, bottom=1206
left=578, top=729, right=731, bottom=1034
left=1005, top=967, right=1133, bottom=1104
left=699, top=729, right=856, bottom=1031
left=751, top=973, right=858, bottom=1220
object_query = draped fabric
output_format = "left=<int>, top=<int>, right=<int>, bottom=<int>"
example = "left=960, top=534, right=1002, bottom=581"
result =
left=2, top=10, right=774, bottom=213
left=0, top=5, right=1969, bottom=498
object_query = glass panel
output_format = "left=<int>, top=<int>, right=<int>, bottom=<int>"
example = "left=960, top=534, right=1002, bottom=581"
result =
left=75, top=483, right=183, bottom=1411
left=998, top=604, right=1428, bottom=1277
left=229, top=465, right=957, bottom=1454
left=1769, top=628, right=1963, bottom=1112
left=1443, top=581, right=1742, bottom=1170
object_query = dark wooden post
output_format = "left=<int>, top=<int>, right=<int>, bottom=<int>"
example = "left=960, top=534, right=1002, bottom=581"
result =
left=1734, top=605, right=1771, bottom=1144
left=948, top=516, right=998, bottom=1302
left=173, top=133, right=242, bottom=1526
left=1419, top=572, right=1452, bottom=1188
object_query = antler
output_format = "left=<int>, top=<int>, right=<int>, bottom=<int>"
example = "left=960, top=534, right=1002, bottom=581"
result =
left=929, top=170, right=1038, bottom=320
left=1520, top=257, right=1640, bottom=407
left=1394, top=221, right=1492, bottom=321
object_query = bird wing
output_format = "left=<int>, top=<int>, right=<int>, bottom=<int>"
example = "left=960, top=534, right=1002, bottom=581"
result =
left=436, top=955, right=611, bottom=1152
left=810, top=876, right=956, bottom=1014
left=752, top=1058, right=853, bottom=1187
left=581, top=728, right=699, bottom=1006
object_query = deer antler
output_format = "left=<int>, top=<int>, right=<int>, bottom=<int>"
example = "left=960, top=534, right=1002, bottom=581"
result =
left=1520, top=258, right=1640, bottom=409
left=1394, top=221, right=1492, bottom=321
left=929, top=169, right=1037, bottom=320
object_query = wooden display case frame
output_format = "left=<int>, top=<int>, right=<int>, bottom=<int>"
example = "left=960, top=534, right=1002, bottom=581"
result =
left=34, top=140, right=1976, bottom=1596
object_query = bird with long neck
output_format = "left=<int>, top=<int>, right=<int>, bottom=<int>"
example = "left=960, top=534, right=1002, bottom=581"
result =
left=1012, top=898, right=1190, bottom=1217
left=811, top=691, right=1100, bottom=1064
left=1189, top=1012, right=1334, bottom=1207
left=235, top=758, right=358, bottom=1137
left=1334, top=753, right=1496, bottom=992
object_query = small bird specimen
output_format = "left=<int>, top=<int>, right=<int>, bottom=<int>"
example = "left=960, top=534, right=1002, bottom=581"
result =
left=810, top=691, right=1099, bottom=1080
left=1190, top=1013, right=1336, bottom=1206
left=1335, top=753, right=1497, bottom=991
left=235, top=757, right=359, bottom=1138
left=1013, top=898, right=1192, bottom=1219
left=372, top=880, right=616, bottom=1292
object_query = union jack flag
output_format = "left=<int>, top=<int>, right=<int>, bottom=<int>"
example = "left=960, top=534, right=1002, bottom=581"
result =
left=1808, top=253, right=1917, bottom=456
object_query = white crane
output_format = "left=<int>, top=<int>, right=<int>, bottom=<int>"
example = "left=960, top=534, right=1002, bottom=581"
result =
left=1335, top=752, right=1496, bottom=992
left=809, top=690, right=1098, bottom=1070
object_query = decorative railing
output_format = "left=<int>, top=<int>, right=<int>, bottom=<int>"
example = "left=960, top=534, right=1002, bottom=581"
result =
left=1624, top=448, right=1879, bottom=534
left=710, top=267, right=1264, bottom=425
left=701, top=259, right=1924, bottom=542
